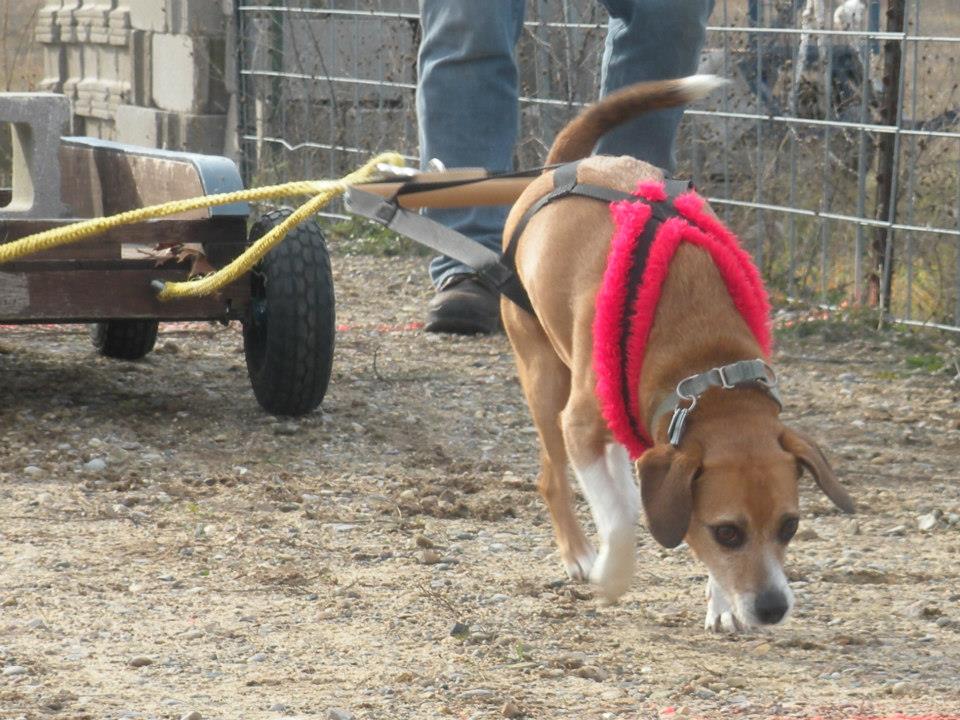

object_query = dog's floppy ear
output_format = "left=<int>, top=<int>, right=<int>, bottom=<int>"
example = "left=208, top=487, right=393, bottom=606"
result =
left=636, top=442, right=702, bottom=548
left=780, top=427, right=855, bottom=513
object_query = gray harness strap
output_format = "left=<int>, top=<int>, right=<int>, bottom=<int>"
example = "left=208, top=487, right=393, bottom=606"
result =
left=345, top=184, right=535, bottom=313
left=347, top=159, right=692, bottom=317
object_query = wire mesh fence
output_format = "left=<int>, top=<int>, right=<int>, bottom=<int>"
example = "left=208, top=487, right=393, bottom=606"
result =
left=235, top=0, right=960, bottom=329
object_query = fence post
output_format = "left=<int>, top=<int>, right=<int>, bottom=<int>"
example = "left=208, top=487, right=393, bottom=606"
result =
left=868, top=0, right=905, bottom=311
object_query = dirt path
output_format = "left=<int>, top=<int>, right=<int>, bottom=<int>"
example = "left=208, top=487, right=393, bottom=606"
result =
left=1, top=254, right=959, bottom=720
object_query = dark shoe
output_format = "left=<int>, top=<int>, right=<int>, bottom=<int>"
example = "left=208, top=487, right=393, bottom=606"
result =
left=425, top=274, right=500, bottom=335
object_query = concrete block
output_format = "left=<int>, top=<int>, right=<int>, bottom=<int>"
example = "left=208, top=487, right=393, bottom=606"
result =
left=55, top=1, right=82, bottom=44
left=80, top=116, right=115, bottom=140
left=114, top=103, right=166, bottom=147
left=35, top=4, right=62, bottom=44
left=75, top=73, right=128, bottom=121
left=108, top=4, right=132, bottom=46
left=151, top=33, right=226, bottom=114
left=171, top=111, right=226, bottom=154
left=129, top=0, right=167, bottom=31
left=129, top=29, right=152, bottom=106
left=75, top=0, right=114, bottom=44
left=130, top=0, right=225, bottom=34
left=222, top=6, right=237, bottom=95
left=0, top=93, right=72, bottom=219
left=39, top=46, right=67, bottom=94
left=97, top=43, right=128, bottom=86
left=114, top=104, right=226, bottom=154
left=168, top=0, right=225, bottom=35
left=222, top=92, right=239, bottom=162
left=62, top=44, right=85, bottom=101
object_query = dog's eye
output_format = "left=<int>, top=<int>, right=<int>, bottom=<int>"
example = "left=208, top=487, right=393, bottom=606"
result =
left=712, top=524, right=745, bottom=549
left=779, top=516, right=800, bottom=544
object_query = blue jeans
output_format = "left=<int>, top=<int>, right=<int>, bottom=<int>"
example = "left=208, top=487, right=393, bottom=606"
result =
left=418, top=0, right=715, bottom=288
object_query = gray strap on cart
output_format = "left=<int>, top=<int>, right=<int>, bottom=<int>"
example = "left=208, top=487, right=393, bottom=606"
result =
left=344, top=186, right=535, bottom=314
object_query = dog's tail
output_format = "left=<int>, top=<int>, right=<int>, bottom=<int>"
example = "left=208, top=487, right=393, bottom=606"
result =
left=545, top=75, right=727, bottom=165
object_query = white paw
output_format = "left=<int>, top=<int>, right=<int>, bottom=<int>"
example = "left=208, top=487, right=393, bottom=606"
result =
left=704, top=576, right=745, bottom=633
left=563, top=545, right=596, bottom=582
left=589, top=528, right=635, bottom=602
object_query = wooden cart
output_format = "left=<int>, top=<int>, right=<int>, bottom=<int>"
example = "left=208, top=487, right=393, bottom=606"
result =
left=1, top=104, right=335, bottom=417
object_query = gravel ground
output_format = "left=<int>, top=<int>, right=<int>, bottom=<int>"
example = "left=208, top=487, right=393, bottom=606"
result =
left=1, top=253, right=959, bottom=720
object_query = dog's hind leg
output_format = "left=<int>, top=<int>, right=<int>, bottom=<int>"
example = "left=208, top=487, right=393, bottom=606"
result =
left=561, top=342, right=639, bottom=602
left=503, top=305, right=596, bottom=581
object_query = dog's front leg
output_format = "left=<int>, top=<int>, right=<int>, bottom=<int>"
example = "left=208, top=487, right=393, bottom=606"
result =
left=704, top=575, right=743, bottom=633
left=571, top=442, right=639, bottom=601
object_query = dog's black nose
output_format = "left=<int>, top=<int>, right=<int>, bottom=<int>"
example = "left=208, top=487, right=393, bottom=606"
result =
left=754, top=589, right=789, bottom=624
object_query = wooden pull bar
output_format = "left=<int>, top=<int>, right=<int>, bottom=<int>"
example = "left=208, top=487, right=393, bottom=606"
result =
left=355, top=171, right=538, bottom=209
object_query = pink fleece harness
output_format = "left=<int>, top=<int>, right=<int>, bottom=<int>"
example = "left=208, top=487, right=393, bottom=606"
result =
left=592, top=181, right=773, bottom=459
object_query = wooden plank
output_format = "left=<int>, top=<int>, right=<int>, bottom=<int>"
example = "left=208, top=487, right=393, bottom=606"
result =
left=0, top=216, right=247, bottom=264
left=58, top=143, right=209, bottom=220
left=98, top=153, right=208, bottom=220
left=0, top=268, right=251, bottom=322
left=356, top=176, right=534, bottom=209
left=59, top=145, right=103, bottom=218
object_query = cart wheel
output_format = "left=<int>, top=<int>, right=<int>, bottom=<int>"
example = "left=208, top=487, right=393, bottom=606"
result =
left=91, top=320, right=159, bottom=360
left=242, top=207, right=335, bottom=416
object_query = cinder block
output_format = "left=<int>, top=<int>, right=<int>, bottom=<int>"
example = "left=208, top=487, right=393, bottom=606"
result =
left=222, top=6, right=237, bottom=95
left=129, top=0, right=167, bottom=31
left=108, top=4, right=132, bottom=46
left=167, top=0, right=225, bottom=35
left=62, top=44, right=85, bottom=101
left=114, top=104, right=227, bottom=154
left=171, top=111, right=226, bottom=154
left=35, top=4, right=62, bottom=44
left=81, top=116, right=115, bottom=140
left=221, top=93, right=239, bottom=161
left=39, top=45, right=67, bottom=93
left=129, top=29, right=152, bottom=106
left=0, top=93, right=72, bottom=219
left=75, top=0, right=114, bottom=44
left=55, top=1, right=82, bottom=44
left=151, top=33, right=226, bottom=114
left=114, top=103, right=166, bottom=147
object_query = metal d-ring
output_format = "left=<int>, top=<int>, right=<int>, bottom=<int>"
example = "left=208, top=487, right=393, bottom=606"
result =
left=756, top=360, right=778, bottom=388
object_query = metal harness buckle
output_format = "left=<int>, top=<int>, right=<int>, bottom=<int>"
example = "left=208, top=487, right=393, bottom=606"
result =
left=665, top=359, right=781, bottom=448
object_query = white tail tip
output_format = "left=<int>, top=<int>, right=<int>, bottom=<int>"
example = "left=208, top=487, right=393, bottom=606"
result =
left=678, top=74, right=730, bottom=100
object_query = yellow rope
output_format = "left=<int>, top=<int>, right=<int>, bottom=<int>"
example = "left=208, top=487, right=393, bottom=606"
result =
left=0, top=152, right=405, bottom=301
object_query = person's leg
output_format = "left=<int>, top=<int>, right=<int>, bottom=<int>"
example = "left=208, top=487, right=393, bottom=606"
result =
left=595, top=0, right=715, bottom=173
left=417, top=0, right=525, bottom=317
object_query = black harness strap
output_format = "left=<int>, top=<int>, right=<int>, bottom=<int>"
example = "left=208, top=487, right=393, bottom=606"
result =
left=501, top=161, right=691, bottom=444
left=616, top=198, right=681, bottom=443
left=502, top=161, right=692, bottom=271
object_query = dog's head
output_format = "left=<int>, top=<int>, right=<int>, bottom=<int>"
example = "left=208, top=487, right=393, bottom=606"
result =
left=637, top=422, right=854, bottom=629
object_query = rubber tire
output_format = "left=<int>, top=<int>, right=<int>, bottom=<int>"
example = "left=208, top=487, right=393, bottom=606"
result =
left=91, top=320, right=159, bottom=360
left=242, top=207, right=335, bottom=416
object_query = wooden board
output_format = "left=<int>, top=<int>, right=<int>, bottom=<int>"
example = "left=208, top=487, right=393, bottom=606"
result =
left=59, top=143, right=210, bottom=221
left=0, top=216, right=247, bottom=265
left=0, top=216, right=251, bottom=322
left=0, top=267, right=250, bottom=322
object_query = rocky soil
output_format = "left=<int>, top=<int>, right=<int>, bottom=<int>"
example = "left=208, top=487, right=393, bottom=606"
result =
left=1, top=254, right=959, bottom=720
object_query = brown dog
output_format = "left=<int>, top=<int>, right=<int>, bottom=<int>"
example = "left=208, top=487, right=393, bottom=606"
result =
left=501, top=76, right=854, bottom=632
